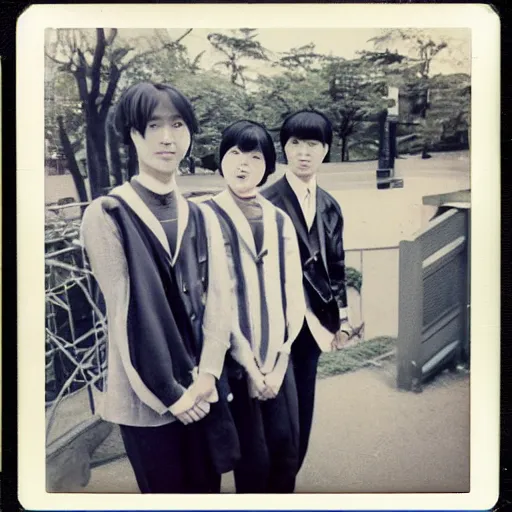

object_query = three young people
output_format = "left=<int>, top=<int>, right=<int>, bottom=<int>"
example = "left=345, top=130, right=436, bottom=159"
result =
left=81, top=81, right=349, bottom=494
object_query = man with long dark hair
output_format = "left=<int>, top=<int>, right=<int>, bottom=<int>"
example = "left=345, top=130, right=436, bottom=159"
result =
left=81, top=82, right=239, bottom=493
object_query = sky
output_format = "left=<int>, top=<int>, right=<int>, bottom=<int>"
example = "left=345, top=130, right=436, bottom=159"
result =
left=46, top=27, right=471, bottom=81
left=163, top=27, right=471, bottom=76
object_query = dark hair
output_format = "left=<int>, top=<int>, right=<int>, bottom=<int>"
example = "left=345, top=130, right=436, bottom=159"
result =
left=280, top=110, right=333, bottom=163
left=219, top=120, right=276, bottom=187
left=114, top=82, right=199, bottom=154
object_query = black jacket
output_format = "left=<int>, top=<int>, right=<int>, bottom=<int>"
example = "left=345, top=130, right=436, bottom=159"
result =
left=262, top=176, right=347, bottom=334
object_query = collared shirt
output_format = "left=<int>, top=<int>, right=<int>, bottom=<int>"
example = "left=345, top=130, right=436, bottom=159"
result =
left=284, top=170, right=349, bottom=352
left=285, top=170, right=317, bottom=231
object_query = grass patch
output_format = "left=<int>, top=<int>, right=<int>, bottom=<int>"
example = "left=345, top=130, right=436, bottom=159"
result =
left=317, top=336, right=396, bottom=379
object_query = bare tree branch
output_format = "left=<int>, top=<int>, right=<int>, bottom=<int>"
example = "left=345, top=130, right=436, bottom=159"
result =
left=76, top=47, right=88, bottom=72
left=90, top=29, right=106, bottom=102
left=70, top=30, right=77, bottom=53
left=174, top=28, right=193, bottom=44
left=120, top=43, right=172, bottom=71
left=73, top=66, right=90, bottom=110
left=100, top=65, right=121, bottom=119
left=45, top=51, right=72, bottom=68
left=105, top=28, right=118, bottom=46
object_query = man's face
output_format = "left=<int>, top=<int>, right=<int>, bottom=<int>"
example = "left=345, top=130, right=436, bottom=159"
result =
left=221, top=145, right=266, bottom=198
left=130, top=97, right=191, bottom=180
left=284, top=137, right=328, bottom=182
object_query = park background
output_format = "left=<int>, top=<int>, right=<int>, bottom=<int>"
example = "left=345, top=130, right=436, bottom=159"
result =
left=43, top=26, right=471, bottom=494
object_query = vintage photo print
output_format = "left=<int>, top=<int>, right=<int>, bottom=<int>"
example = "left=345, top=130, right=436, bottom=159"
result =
left=17, top=3, right=500, bottom=510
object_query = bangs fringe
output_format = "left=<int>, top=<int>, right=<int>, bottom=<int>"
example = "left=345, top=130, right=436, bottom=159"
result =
left=280, top=111, right=332, bottom=147
left=114, top=82, right=199, bottom=145
left=219, top=120, right=277, bottom=185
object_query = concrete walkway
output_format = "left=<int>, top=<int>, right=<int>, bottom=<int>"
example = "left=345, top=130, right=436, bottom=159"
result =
left=82, top=360, right=470, bottom=494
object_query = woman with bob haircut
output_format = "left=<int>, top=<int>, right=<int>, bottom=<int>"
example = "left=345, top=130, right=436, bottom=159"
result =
left=202, top=120, right=306, bottom=493
left=81, top=81, right=240, bottom=493
left=262, top=109, right=350, bottom=472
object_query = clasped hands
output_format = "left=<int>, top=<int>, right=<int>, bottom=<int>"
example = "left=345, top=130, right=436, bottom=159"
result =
left=169, top=371, right=218, bottom=425
left=247, top=354, right=288, bottom=401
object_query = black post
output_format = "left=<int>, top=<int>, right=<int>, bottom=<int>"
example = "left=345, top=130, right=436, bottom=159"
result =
left=377, top=110, right=393, bottom=178
left=377, top=85, right=402, bottom=190
left=377, top=110, right=395, bottom=189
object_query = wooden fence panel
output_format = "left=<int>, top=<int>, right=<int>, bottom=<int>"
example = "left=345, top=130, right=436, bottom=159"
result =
left=397, top=207, right=469, bottom=391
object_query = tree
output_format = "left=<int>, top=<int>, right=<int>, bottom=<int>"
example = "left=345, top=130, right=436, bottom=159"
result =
left=254, top=50, right=389, bottom=162
left=251, top=70, right=327, bottom=162
left=277, top=43, right=324, bottom=74
left=118, top=28, right=195, bottom=88
left=368, top=29, right=455, bottom=82
left=172, top=71, right=250, bottom=169
left=318, top=56, right=388, bottom=161
left=415, top=73, right=470, bottom=154
left=45, top=28, right=192, bottom=198
left=260, top=42, right=391, bottom=162
left=45, top=64, right=88, bottom=200
left=367, top=28, right=468, bottom=157
left=105, top=106, right=123, bottom=186
left=255, top=71, right=325, bottom=124
left=56, top=115, right=88, bottom=204
left=207, top=29, right=269, bottom=89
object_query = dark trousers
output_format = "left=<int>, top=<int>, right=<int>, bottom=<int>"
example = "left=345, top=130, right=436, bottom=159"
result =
left=290, top=321, right=322, bottom=471
left=228, top=364, right=299, bottom=493
left=119, top=420, right=221, bottom=493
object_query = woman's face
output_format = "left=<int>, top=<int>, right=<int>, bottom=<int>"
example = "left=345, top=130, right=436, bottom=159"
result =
left=130, top=96, right=191, bottom=181
left=221, top=145, right=266, bottom=198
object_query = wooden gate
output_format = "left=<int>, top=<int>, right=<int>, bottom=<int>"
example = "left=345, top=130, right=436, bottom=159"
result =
left=397, top=202, right=470, bottom=391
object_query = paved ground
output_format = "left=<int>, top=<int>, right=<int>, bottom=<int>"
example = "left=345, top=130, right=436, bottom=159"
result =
left=82, top=360, right=470, bottom=494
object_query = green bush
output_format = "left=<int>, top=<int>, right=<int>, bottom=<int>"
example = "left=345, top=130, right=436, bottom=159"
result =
left=346, top=267, right=362, bottom=294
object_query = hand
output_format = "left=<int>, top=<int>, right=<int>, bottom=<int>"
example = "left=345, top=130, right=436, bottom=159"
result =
left=175, top=401, right=210, bottom=425
left=189, top=372, right=219, bottom=404
left=260, top=370, right=283, bottom=400
left=331, top=328, right=351, bottom=351
left=247, top=371, right=268, bottom=400
left=260, top=354, right=288, bottom=399
left=169, top=388, right=210, bottom=425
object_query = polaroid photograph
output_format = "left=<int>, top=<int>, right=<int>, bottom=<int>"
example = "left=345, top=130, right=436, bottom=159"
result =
left=17, top=3, right=500, bottom=510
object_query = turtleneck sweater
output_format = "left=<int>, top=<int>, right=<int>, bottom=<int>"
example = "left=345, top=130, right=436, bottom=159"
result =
left=228, top=187, right=264, bottom=254
left=131, top=177, right=179, bottom=257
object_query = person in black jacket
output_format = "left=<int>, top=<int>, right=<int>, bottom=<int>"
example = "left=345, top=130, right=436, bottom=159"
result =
left=261, top=110, right=350, bottom=471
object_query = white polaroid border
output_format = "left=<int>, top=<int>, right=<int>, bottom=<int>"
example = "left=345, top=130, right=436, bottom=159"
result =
left=17, top=3, right=500, bottom=510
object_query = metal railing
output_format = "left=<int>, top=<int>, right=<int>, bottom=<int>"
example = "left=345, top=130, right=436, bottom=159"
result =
left=45, top=221, right=107, bottom=443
